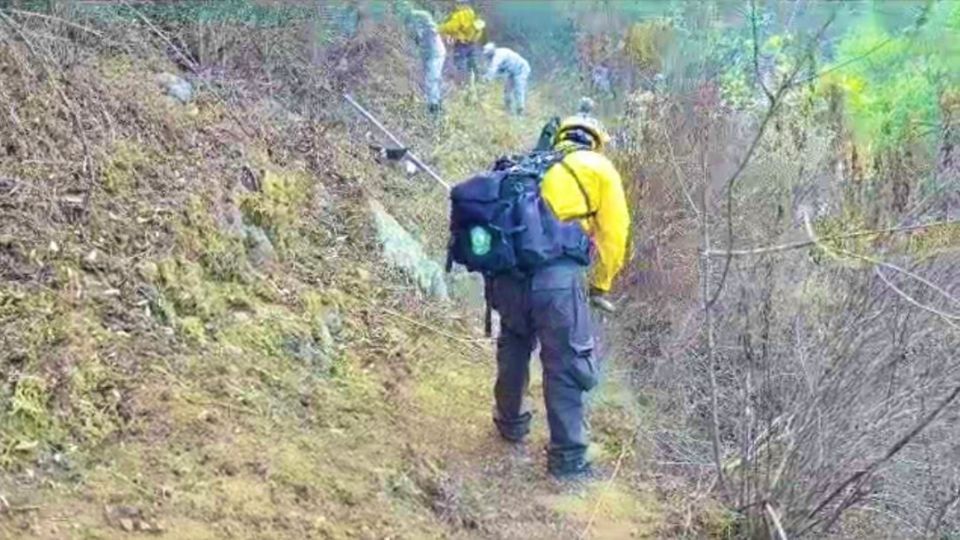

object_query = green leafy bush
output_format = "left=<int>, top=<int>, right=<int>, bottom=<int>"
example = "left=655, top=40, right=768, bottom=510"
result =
left=822, top=3, right=959, bottom=154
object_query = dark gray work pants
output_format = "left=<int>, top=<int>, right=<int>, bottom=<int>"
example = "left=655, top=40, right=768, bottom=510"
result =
left=453, top=42, right=479, bottom=76
left=489, top=264, right=598, bottom=473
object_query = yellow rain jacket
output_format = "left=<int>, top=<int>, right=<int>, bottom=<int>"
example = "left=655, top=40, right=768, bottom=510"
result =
left=438, top=6, right=484, bottom=43
left=541, top=150, right=631, bottom=293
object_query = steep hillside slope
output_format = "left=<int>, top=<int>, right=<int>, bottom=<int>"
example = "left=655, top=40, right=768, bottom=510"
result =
left=0, top=14, right=678, bottom=540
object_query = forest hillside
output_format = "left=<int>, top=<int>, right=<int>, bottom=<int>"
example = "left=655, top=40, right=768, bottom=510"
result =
left=1, top=1, right=959, bottom=539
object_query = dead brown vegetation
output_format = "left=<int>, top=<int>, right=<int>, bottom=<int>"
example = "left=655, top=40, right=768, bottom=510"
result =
left=611, top=7, right=960, bottom=537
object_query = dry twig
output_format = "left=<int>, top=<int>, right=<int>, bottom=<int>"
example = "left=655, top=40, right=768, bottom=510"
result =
left=8, top=8, right=103, bottom=38
left=705, top=219, right=960, bottom=258
left=578, top=430, right=636, bottom=540
left=765, top=502, right=789, bottom=540
left=661, top=124, right=700, bottom=221
left=380, top=308, right=491, bottom=352
left=698, top=131, right=727, bottom=498
left=801, top=211, right=960, bottom=326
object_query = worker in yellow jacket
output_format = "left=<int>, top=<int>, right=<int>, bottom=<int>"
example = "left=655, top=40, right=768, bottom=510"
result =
left=489, top=115, right=630, bottom=479
left=543, top=116, right=629, bottom=302
left=438, top=0, right=485, bottom=79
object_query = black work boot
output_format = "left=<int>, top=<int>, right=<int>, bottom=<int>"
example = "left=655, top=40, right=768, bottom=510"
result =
left=493, top=406, right=532, bottom=443
left=548, top=458, right=595, bottom=481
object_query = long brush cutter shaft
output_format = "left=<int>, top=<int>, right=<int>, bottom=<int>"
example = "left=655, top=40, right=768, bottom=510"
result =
left=343, top=94, right=450, bottom=191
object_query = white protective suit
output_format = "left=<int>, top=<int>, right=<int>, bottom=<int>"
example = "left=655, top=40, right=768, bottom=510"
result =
left=484, top=46, right=531, bottom=115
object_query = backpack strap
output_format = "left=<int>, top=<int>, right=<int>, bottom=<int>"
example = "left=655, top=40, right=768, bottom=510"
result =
left=555, top=152, right=597, bottom=220
left=484, top=300, right=493, bottom=337
left=483, top=275, right=493, bottom=337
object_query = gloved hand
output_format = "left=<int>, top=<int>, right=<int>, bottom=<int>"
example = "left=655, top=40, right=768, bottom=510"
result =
left=589, top=287, right=616, bottom=314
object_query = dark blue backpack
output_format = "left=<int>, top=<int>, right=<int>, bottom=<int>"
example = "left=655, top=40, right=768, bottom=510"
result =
left=446, top=151, right=591, bottom=277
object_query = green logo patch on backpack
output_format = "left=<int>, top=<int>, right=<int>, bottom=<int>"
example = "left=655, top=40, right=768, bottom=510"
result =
left=469, top=226, right=492, bottom=256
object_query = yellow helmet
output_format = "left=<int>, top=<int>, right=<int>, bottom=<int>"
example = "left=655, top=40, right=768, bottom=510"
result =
left=554, top=115, right=611, bottom=151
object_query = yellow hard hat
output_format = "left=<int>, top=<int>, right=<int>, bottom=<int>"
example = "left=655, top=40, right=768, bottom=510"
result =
left=554, top=115, right=611, bottom=150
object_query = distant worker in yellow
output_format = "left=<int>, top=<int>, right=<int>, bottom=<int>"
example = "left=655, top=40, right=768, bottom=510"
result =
left=438, top=0, right=485, bottom=80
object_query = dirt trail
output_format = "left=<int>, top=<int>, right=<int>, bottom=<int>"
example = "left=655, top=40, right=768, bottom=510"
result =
left=1, top=305, right=661, bottom=540
left=411, top=333, right=662, bottom=539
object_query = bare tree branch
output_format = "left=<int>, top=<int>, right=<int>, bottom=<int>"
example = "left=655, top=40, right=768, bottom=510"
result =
left=7, top=8, right=103, bottom=38
left=801, top=383, right=960, bottom=534
left=661, top=124, right=701, bottom=221
left=782, top=208, right=960, bottom=531
left=750, top=0, right=774, bottom=104
left=766, top=502, right=789, bottom=540
left=926, top=485, right=960, bottom=535
left=874, top=269, right=960, bottom=330
left=802, top=212, right=960, bottom=314
left=705, top=219, right=960, bottom=258
left=707, top=12, right=836, bottom=308
left=699, top=126, right=727, bottom=499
